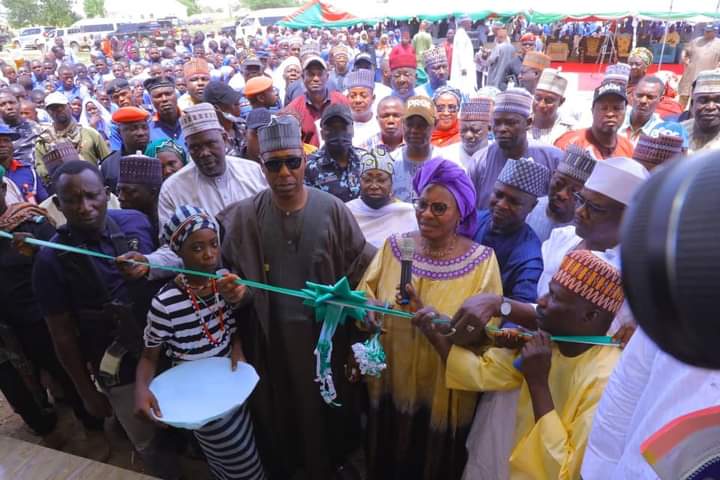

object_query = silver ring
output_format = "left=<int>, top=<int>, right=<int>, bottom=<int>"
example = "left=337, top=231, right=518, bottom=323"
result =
left=466, top=325, right=475, bottom=333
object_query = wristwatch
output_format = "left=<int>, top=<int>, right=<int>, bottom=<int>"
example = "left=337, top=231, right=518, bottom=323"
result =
left=500, top=298, right=512, bottom=317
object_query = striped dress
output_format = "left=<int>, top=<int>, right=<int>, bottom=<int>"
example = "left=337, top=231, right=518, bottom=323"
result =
left=145, top=281, right=265, bottom=480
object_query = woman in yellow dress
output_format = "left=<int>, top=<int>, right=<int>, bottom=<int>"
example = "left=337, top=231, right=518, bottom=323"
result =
left=358, top=157, right=503, bottom=480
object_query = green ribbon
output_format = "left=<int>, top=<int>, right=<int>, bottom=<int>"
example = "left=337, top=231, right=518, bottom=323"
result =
left=2, top=229, right=620, bottom=407
left=0, top=230, right=388, bottom=406
left=485, top=325, right=620, bottom=347
left=301, top=277, right=368, bottom=406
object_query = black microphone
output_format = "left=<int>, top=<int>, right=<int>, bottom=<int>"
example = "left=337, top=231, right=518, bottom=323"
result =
left=398, top=236, right=415, bottom=305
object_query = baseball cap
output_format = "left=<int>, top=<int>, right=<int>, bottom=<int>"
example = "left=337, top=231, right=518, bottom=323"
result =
left=354, top=52, right=373, bottom=69
left=321, top=103, right=353, bottom=126
left=243, top=56, right=263, bottom=69
left=203, top=80, right=241, bottom=106
left=403, top=96, right=436, bottom=125
left=593, top=81, right=627, bottom=106
left=45, top=91, right=70, bottom=107
left=106, top=78, right=130, bottom=96
left=302, top=54, right=327, bottom=71
left=704, top=23, right=717, bottom=32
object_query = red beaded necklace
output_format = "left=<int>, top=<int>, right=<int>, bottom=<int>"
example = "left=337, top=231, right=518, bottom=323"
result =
left=179, top=275, right=226, bottom=346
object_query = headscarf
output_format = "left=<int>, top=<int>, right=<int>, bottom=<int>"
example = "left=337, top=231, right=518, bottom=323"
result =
left=412, top=157, right=478, bottom=238
left=431, top=86, right=462, bottom=147
left=79, top=97, right=112, bottom=139
left=144, top=139, right=188, bottom=165
left=161, top=205, right=219, bottom=253
left=629, top=47, right=654, bottom=68
left=273, top=56, right=301, bottom=106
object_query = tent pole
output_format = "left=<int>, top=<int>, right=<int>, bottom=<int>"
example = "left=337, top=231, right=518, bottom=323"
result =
left=658, top=20, right=669, bottom=70
left=657, top=0, right=673, bottom=72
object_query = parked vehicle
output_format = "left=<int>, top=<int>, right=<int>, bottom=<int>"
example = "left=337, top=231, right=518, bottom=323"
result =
left=235, top=8, right=295, bottom=38
left=114, top=21, right=176, bottom=47
left=47, top=27, right=83, bottom=50
left=12, top=26, right=55, bottom=50
left=65, top=19, right=122, bottom=51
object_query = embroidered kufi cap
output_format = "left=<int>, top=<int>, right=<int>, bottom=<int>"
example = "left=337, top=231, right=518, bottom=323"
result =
left=557, top=144, right=597, bottom=183
left=497, top=157, right=550, bottom=197
left=180, top=102, right=223, bottom=137
left=552, top=250, right=624, bottom=315
left=632, top=133, right=683, bottom=168
left=118, top=154, right=162, bottom=188
left=422, top=46, right=448, bottom=68
left=536, top=68, right=568, bottom=97
left=258, top=115, right=303, bottom=154
left=694, top=69, right=720, bottom=96
left=459, top=97, right=493, bottom=122
left=494, top=87, right=533, bottom=118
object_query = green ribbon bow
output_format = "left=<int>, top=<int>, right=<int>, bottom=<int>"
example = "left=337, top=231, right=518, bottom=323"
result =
left=302, top=277, right=370, bottom=406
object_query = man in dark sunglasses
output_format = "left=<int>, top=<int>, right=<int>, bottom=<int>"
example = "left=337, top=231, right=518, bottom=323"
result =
left=217, top=115, right=376, bottom=480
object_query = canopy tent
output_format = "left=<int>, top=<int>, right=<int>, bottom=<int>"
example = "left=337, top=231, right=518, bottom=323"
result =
left=278, top=0, right=720, bottom=29
left=278, top=0, right=373, bottom=29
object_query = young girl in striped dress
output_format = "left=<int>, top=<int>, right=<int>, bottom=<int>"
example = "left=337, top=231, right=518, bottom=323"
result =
left=134, top=205, right=265, bottom=480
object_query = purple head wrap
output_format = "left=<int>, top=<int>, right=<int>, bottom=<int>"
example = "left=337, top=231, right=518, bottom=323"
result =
left=412, top=157, right=478, bottom=238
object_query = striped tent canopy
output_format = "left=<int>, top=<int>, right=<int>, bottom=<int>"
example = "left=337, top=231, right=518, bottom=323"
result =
left=279, top=0, right=373, bottom=29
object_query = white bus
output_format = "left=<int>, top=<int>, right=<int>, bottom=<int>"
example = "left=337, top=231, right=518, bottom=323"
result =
left=235, top=7, right=297, bottom=38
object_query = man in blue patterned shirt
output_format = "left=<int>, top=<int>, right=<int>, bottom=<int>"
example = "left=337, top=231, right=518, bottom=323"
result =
left=304, top=103, right=365, bottom=202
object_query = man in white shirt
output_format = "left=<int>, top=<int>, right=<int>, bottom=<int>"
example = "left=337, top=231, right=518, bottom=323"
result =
left=581, top=328, right=720, bottom=479
left=529, top=69, right=576, bottom=146
left=344, top=69, right=380, bottom=147
left=156, top=102, right=267, bottom=227
left=118, top=102, right=267, bottom=277
left=450, top=15, right=477, bottom=96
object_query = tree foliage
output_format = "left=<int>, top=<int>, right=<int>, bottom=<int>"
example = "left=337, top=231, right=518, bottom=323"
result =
left=2, top=0, right=39, bottom=28
left=83, top=0, right=105, bottom=18
left=2, top=0, right=79, bottom=27
left=177, top=0, right=201, bottom=16
left=37, top=0, right=79, bottom=27
left=243, top=0, right=296, bottom=10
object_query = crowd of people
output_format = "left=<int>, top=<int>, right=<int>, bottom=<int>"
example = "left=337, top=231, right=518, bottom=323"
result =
left=0, top=12, right=719, bottom=480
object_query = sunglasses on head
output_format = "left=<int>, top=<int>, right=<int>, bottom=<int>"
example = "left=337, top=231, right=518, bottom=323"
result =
left=263, top=157, right=302, bottom=173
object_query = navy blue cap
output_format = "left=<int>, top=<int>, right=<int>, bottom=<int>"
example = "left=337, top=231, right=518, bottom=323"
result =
left=106, top=78, right=130, bottom=96
left=0, top=124, right=20, bottom=140
left=143, top=75, right=175, bottom=92
left=203, top=80, right=241, bottom=106
left=321, top=103, right=353, bottom=126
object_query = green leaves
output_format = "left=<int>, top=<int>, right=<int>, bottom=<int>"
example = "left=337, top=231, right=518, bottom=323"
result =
left=83, top=0, right=105, bottom=18
left=2, top=0, right=79, bottom=28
